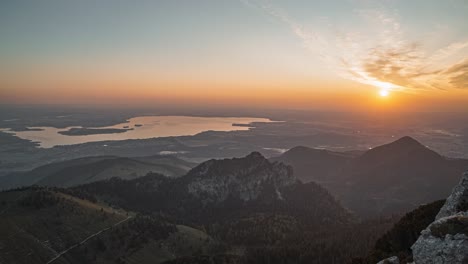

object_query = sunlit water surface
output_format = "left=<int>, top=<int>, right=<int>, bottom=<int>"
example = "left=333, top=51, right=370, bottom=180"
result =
left=1, top=116, right=272, bottom=148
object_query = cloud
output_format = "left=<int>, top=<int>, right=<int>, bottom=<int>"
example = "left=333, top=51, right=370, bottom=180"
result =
left=445, top=58, right=468, bottom=88
left=243, top=0, right=468, bottom=92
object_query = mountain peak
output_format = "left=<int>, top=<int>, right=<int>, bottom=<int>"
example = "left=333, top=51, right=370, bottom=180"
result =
left=185, top=152, right=295, bottom=203
left=246, top=151, right=266, bottom=160
left=354, top=135, right=442, bottom=173
left=365, top=136, right=432, bottom=156
left=392, top=136, right=423, bottom=147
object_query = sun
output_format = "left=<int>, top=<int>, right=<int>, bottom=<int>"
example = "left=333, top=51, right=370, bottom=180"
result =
left=379, top=89, right=389, bottom=97
left=374, top=81, right=393, bottom=97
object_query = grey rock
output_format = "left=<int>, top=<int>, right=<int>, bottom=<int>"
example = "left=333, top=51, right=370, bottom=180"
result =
left=411, top=217, right=468, bottom=263
left=186, top=152, right=296, bottom=204
left=410, top=171, right=468, bottom=264
left=436, top=171, right=468, bottom=220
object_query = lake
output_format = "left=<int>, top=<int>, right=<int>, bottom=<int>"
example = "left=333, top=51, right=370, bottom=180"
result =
left=0, top=116, right=272, bottom=148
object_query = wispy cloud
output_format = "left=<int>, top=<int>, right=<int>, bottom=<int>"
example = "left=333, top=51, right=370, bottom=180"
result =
left=243, top=0, right=468, bottom=92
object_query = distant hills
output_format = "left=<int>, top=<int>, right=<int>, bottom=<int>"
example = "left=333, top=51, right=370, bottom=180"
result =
left=270, top=146, right=356, bottom=184
left=2, top=136, right=466, bottom=218
left=273, top=136, right=468, bottom=216
left=0, top=155, right=196, bottom=190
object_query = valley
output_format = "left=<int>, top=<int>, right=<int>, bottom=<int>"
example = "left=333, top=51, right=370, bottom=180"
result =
left=1, top=107, right=468, bottom=263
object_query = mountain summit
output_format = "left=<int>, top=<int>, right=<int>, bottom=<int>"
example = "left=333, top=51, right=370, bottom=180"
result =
left=186, top=152, right=296, bottom=203
left=356, top=136, right=441, bottom=168
left=72, top=152, right=351, bottom=226
left=275, top=136, right=468, bottom=216
left=373, top=136, right=430, bottom=155
left=391, top=135, right=424, bottom=146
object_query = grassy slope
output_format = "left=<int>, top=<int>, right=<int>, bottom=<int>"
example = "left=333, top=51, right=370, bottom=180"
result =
left=125, top=225, right=222, bottom=264
left=0, top=188, right=127, bottom=264
left=0, top=188, right=226, bottom=264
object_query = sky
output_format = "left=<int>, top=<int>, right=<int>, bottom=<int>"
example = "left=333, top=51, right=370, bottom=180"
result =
left=1, top=0, right=467, bottom=111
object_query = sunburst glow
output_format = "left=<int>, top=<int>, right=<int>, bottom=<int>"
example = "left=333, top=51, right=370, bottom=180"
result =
left=379, top=89, right=389, bottom=97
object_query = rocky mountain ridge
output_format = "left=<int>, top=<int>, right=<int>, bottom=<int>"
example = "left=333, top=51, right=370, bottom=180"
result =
left=186, top=152, right=296, bottom=203
left=70, top=151, right=352, bottom=227
left=378, top=170, right=468, bottom=264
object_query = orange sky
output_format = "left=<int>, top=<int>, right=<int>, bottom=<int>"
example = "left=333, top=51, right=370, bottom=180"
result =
left=3, top=72, right=468, bottom=112
left=1, top=1, right=467, bottom=112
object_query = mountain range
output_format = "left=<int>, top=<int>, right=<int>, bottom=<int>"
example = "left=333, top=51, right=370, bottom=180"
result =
left=0, top=152, right=365, bottom=264
left=2, top=136, right=467, bottom=218
left=70, top=152, right=351, bottom=226
left=0, top=155, right=195, bottom=190
left=1, top=137, right=467, bottom=263
left=273, top=136, right=468, bottom=216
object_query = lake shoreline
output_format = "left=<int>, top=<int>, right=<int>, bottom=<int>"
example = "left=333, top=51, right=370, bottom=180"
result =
left=1, top=116, right=273, bottom=148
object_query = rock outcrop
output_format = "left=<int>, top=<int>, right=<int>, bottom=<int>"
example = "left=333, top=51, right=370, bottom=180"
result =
left=435, top=170, right=468, bottom=220
left=186, top=152, right=296, bottom=204
left=410, top=171, right=468, bottom=264
left=377, top=171, right=468, bottom=264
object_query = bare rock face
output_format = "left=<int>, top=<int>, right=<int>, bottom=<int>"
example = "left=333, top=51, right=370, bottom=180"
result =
left=436, top=171, right=468, bottom=220
left=186, top=152, right=296, bottom=204
left=376, top=171, right=468, bottom=264
left=410, top=171, right=468, bottom=264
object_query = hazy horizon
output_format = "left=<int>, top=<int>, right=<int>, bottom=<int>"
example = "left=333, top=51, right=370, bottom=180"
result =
left=1, top=0, right=467, bottom=112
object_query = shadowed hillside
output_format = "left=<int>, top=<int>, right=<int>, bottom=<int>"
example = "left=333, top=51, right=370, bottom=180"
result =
left=0, top=155, right=196, bottom=190
left=274, top=136, right=468, bottom=216
left=0, top=187, right=227, bottom=264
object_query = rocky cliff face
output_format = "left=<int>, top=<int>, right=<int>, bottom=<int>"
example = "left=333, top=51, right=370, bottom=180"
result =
left=435, top=171, right=468, bottom=220
left=186, top=152, right=296, bottom=204
left=377, top=171, right=468, bottom=264
left=410, top=171, right=468, bottom=264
